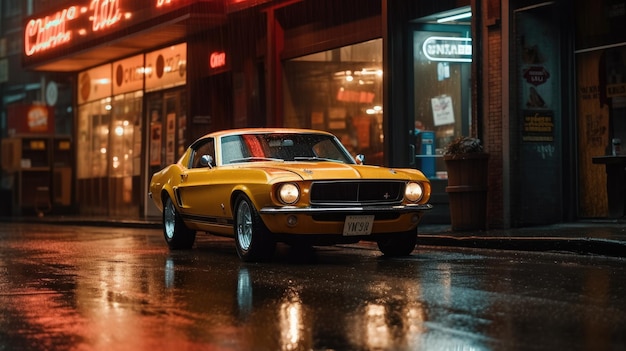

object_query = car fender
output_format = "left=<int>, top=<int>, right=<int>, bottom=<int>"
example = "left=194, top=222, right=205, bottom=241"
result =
left=225, top=167, right=305, bottom=216
left=150, top=163, right=185, bottom=212
left=228, top=183, right=275, bottom=217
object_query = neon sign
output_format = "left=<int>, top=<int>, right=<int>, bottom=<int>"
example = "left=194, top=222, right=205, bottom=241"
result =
left=90, top=0, right=123, bottom=32
left=156, top=0, right=176, bottom=7
left=24, top=6, right=79, bottom=56
left=209, top=51, right=226, bottom=69
left=25, top=0, right=184, bottom=57
left=422, top=36, right=472, bottom=63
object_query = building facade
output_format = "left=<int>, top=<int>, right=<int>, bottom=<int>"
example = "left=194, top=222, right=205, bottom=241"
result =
left=1, top=0, right=623, bottom=226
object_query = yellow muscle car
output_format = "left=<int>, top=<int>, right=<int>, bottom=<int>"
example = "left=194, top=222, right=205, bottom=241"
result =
left=149, top=128, right=432, bottom=262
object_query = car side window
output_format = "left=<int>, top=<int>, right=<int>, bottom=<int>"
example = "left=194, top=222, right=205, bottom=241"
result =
left=191, top=138, right=215, bottom=168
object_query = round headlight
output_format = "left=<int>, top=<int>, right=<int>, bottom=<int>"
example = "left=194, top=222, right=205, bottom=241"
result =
left=278, top=183, right=300, bottom=204
left=405, top=182, right=423, bottom=202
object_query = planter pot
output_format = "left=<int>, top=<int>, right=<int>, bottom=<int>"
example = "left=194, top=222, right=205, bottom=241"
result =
left=444, top=153, right=489, bottom=231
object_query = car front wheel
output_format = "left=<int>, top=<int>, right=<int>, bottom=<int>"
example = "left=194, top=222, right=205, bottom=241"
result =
left=163, top=195, right=196, bottom=249
left=234, top=194, right=276, bottom=262
left=377, top=228, right=417, bottom=256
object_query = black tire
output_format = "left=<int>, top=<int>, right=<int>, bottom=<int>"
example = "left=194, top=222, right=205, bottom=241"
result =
left=163, top=195, right=196, bottom=249
left=234, top=194, right=276, bottom=262
left=377, top=228, right=417, bottom=256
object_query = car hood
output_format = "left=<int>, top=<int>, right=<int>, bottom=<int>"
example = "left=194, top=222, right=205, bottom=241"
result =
left=233, top=162, right=425, bottom=181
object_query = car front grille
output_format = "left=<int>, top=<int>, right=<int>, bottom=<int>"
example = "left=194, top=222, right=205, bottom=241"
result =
left=309, top=181, right=405, bottom=205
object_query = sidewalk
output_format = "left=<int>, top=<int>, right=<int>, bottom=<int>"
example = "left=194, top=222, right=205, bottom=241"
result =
left=418, top=221, right=626, bottom=257
left=2, top=215, right=625, bottom=257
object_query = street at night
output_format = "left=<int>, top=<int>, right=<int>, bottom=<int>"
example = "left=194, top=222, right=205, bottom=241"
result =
left=1, top=222, right=625, bottom=350
left=3, top=1, right=626, bottom=350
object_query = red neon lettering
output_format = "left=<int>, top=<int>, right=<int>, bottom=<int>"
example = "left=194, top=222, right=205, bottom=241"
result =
left=156, top=0, right=174, bottom=8
left=210, top=52, right=226, bottom=69
left=24, top=7, right=78, bottom=56
left=90, top=0, right=122, bottom=32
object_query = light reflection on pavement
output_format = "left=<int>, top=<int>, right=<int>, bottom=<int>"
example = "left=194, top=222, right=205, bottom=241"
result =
left=1, top=222, right=625, bottom=350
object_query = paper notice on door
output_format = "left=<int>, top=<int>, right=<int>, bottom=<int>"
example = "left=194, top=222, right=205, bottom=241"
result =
left=431, top=95, right=455, bottom=126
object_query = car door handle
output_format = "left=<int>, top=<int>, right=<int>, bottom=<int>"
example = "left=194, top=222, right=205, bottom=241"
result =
left=180, top=174, right=188, bottom=182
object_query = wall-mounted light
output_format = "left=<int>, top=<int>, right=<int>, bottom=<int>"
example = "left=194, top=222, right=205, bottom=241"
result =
left=437, top=12, right=472, bottom=23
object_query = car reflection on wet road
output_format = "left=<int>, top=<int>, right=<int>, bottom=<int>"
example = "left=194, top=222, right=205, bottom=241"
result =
left=1, top=222, right=625, bottom=350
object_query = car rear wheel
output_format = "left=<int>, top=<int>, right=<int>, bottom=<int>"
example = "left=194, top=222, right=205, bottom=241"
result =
left=163, top=196, right=196, bottom=249
left=234, top=194, right=276, bottom=262
left=377, top=228, right=417, bottom=256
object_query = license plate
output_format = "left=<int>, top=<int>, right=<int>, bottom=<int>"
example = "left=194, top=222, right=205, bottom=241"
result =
left=343, top=215, right=375, bottom=236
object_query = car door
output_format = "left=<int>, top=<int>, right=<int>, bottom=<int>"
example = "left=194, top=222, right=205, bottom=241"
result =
left=175, top=138, right=223, bottom=222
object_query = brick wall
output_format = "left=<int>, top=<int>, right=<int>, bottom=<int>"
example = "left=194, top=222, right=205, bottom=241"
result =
left=485, top=25, right=505, bottom=228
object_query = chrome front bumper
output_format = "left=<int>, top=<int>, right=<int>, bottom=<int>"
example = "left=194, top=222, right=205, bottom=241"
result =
left=259, top=204, right=432, bottom=215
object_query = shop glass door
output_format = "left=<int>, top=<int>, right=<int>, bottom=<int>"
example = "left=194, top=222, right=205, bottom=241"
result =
left=411, top=27, right=472, bottom=180
left=77, top=100, right=111, bottom=216
left=145, top=89, right=187, bottom=217
left=108, top=91, right=143, bottom=217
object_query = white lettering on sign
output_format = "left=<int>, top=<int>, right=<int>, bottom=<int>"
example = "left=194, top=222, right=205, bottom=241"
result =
left=523, top=66, right=550, bottom=86
left=210, top=52, right=226, bottom=69
left=422, top=36, right=472, bottom=63
left=24, top=6, right=78, bottom=56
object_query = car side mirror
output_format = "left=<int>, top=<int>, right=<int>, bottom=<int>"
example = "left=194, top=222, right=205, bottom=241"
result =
left=200, top=154, right=214, bottom=168
left=355, top=154, right=365, bottom=165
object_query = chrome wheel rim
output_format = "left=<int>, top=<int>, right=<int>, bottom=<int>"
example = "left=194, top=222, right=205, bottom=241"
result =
left=164, top=198, right=176, bottom=240
left=236, top=201, right=253, bottom=251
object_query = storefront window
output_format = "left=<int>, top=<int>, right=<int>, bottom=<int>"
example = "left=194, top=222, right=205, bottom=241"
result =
left=110, top=91, right=143, bottom=178
left=283, top=39, right=384, bottom=164
left=74, top=43, right=188, bottom=217
left=77, top=98, right=111, bottom=179
left=76, top=90, right=143, bottom=216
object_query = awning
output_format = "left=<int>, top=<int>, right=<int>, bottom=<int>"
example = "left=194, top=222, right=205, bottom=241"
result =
left=23, top=1, right=227, bottom=72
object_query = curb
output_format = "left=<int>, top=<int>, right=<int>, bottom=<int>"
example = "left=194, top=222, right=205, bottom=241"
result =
left=0, top=217, right=163, bottom=230
left=419, top=235, right=626, bottom=257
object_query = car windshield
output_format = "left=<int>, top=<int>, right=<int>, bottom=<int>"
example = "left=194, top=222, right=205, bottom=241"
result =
left=220, top=133, right=355, bottom=165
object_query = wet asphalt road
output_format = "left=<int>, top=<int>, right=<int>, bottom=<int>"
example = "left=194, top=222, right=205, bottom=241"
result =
left=1, top=223, right=625, bottom=351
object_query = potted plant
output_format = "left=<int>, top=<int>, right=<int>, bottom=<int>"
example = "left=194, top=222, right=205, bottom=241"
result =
left=443, top=136, right=489, bottom=231
left=444, top=136, right=484, bottom=155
